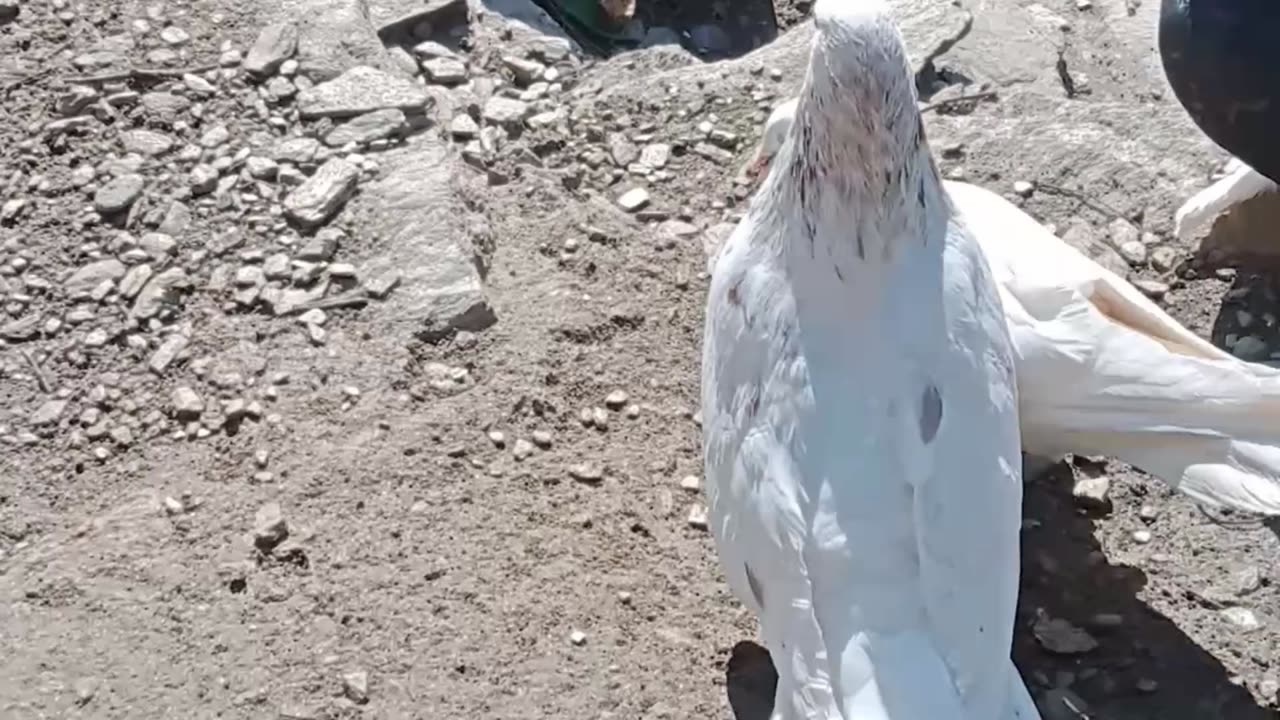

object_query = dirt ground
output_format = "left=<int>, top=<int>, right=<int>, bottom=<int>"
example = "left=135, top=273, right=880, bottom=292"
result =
left=2, top=0, right=1280, bottom=718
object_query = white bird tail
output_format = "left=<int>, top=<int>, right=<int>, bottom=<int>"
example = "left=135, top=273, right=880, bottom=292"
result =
left=943, top=179, right=1280, bottom=516
left=1019, top=340, right=1280, bottom=514
left=1012, top=275, right=1280, bottom=514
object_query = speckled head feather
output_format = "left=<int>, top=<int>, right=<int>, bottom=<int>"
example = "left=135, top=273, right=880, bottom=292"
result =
left=804, top=0, right=921, bottom=177
left=755, top=0, right=946, bottom=264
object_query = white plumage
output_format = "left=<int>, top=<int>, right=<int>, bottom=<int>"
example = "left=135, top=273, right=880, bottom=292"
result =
left=1173, top=158, right=1276, bottom=241
left=737, top=97, right=1280, bottom=517
left=701, top=2, right=1039, bottom=718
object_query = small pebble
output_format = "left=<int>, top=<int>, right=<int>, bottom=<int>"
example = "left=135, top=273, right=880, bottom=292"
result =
left=1132, top=279, right=1169, bottom=300
left=687, top=504, right=709, bottom=530
left=342, top=670, right=369, bottom=704
left=569, top=463, right=603, bottom=484
left=1033, top=615, right=1098, bottom=655
left=1132, top=529, right=1152, bottom=544
left=569, top=629, right=587, bottom=646
left=604, top=389, right=629, bottom=410
left=617, top=187, right=650, bottom=212
left=160, top=26, right=191, bottom=45
left=1221, top=606, right=1260, bottom=630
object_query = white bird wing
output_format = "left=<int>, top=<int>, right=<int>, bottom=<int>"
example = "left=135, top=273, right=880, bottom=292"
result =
left=946, top=180, right=1280, bottom=513
left=1174, top=161, right=1275, bottom=241
left=702, top=207, right=1038, bottom=719
left=702, top=218, right=839, bottom=719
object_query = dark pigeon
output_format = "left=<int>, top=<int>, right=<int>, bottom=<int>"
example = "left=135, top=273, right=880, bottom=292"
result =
left=1159, top=0, right=1280, bottom=183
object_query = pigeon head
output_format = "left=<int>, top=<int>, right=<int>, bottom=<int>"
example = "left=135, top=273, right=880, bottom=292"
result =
left=741, top=97, right=799, bottom=187
left=755, top=0, right=930, bottom=210
left=740, top=98, right=799, bottom=186
left=798, top=0, right=923, bottom=180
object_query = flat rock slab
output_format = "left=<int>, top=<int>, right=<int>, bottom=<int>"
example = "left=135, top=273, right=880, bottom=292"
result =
left=119, top=129, right=175, bottom=157
left=297, top=65, right=431, bottom=119
left=65, top=259, right=126, bottom=295
left=324, top=108, right=407, bottom=147
left=283, top=158, right=360, bottom=227
left=265, top=0, right=394, bottom=81
left=356, top=136, right=495, bottom=343
left=132, top=267, right=190, bottom=320
left=93, top=174, right=146, bottom=214
left=369, top=0, right=465, bottom=35
left=243, top=22, right=298, bottom=76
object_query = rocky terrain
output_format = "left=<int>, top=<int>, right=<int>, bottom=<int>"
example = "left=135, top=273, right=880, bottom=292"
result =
left=2, top=0, right=1279, bottom=718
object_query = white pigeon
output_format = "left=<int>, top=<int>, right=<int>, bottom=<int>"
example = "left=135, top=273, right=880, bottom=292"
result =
left=701, top=1, right=1040, bottom=718
left=738, top=97, right=1280, bottom=516
left=1173, top=157, right=1276, bottom=241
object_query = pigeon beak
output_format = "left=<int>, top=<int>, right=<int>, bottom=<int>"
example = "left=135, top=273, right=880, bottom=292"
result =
left=739, top=143, right=772, bottom=186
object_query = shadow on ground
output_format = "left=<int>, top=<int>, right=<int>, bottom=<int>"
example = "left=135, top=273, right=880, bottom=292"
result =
left=1205, top=270, right=1280, bottom=367
left=523, top=0, right=780, bottom=59
left=720, top=463, right=1275, bottom=719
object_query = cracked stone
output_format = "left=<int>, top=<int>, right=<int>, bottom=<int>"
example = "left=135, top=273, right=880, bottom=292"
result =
left=120, top=129, right=174, bottom=156
left=422, top=58, right=468, bottom=84
left=30, top=399, right=68, bottom=427
left=131, top=267, right=189, bottom=319
left=244, top=22, right=298, bottom=76
left=617, top=187, right=649, bottom=212
left=65, top=259, right=126, bottom=296
left=297, top=65, right=430, bottom=119
left=118, top=264, right=153, bottom=299
left=149, top=333, right=189, bottom=373
left=283, top=158, right=360, bottom=227
left=140, top=232, right=176, bottom=257
left=323, top=108, right=405, bottom=147
left=481, top=96, right=529, bottom=127
left=449, top=114, right=479, bottom=139
left=274, top=137, right=321, bottom=164
left=93, top=174, right=146, bottom=214
left=189, top=164, right=219, bottom=195
left=253, top=502, right=288, bottom=551
left=171, top=386, right=205, bottom=419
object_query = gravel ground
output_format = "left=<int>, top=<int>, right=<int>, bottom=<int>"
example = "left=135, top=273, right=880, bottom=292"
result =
left=2, top=0, right=1279, bottom=718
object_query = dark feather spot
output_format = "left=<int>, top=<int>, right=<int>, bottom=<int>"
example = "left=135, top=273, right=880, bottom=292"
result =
left=745, top=563, right=765, bottom=610
left=919, top=385, right=943, bottom=444
left=728, top=278, right=743, bottom=306
left=747, top=386, right=761, bottom=419
left=833, top=264, right=845, bottom=283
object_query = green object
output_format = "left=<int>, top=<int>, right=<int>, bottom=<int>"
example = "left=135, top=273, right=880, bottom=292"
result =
left=531, top=0, right=641, bottom=56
